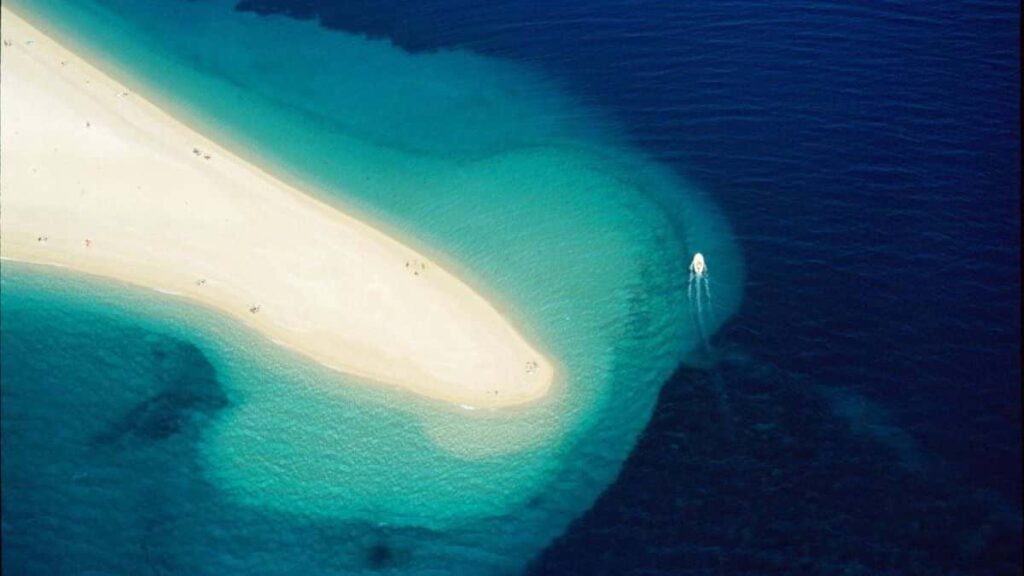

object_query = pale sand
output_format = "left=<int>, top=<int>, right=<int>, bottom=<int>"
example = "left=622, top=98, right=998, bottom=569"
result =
left=0, top=8, right=554, bottom=408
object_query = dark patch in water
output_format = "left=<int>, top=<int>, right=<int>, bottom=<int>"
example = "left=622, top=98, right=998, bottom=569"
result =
left=366, top=542, right=394, bottom=570
left=93, top=338, right=228, bottom=445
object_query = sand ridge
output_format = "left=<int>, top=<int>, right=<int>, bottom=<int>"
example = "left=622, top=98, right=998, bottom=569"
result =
left=0, top=7, right=555, bottom=408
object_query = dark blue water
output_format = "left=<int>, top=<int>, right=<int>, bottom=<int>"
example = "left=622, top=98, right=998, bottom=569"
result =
left=232, top=0, right=1022, bottom=573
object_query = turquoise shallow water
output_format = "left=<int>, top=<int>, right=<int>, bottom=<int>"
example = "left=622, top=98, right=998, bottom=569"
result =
left=3, top=0, right=743, bottom=572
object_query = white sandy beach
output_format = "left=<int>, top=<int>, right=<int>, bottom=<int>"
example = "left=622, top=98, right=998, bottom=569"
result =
left=0, top=8, right=554, bottom=408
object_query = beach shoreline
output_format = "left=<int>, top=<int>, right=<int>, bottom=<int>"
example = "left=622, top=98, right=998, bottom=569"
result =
left=0, top=7, right=556, bottom=408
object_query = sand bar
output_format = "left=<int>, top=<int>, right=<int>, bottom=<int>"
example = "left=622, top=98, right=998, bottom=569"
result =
left=0, top=8, right=554, bottom=408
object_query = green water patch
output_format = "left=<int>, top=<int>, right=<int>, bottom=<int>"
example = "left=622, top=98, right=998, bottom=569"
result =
left=6, top=0, right=745, bottom=571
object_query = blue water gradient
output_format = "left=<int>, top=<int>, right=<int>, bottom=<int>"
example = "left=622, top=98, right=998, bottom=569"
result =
left=228, top=1, right=1023, bottom=571
left=2, top=0, right=1020, bottom=574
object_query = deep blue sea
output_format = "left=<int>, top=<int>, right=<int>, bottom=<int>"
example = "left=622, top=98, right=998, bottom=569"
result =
left=2, top=0, right=1020, bottom=574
